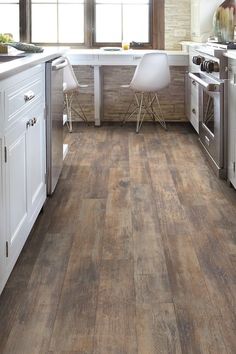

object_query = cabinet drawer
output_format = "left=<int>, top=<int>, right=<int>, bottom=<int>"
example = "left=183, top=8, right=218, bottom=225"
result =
left=190, top=77, right=199, bottom=96
left=190, top=95, right=199, bottom=133
left=4, top=65, right=44, bottom=129
left=98, top=54, right=134, bottom=65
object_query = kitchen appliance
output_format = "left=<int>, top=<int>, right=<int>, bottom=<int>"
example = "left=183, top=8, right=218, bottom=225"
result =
left=191, top=0, right=223, bottom=42
left=46, top=56, right=68, bottom=195
left=189, top=43, right=228, bottom=178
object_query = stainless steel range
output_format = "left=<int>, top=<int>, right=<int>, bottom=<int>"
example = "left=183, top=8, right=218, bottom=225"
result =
left=189, top=42, right=229, bottom=178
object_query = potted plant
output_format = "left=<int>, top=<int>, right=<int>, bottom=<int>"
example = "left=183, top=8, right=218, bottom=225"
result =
left=0, top=33, right=13, bottom=53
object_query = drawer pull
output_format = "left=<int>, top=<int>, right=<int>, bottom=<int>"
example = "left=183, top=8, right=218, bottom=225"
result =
left=24, top=90, right=35, bottom=102
left=133, top=56, right=142, bottom=60
left=192, top=108, right=196, bottom=115
left=192, top=80, right=196, bottom=86
left=26, top=117, right=37, bottom=128
left=26, top=119, right=33, bottom=128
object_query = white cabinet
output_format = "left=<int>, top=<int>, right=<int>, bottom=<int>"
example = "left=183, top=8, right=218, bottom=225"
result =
left=228, top=59, right=236, bottom=188
left=191, top=0, right=222, bottom=42
left=185, top=47, right=200, bottom=133
left=0, top=64, right=46, bottom=294
left=0, top=140, right=6, bottom=294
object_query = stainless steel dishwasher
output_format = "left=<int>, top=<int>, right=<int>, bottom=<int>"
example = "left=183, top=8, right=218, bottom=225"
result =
left=46, top=56, right=67, bottom=195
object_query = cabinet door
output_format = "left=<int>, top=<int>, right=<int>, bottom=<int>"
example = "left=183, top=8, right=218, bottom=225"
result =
left=26, top=104, right=46, bottom=225
left=5, top=119, right=29, bottom=271
left=186, top=75, right=199, bottom=133
left=0, top=139, right=6, bottom=294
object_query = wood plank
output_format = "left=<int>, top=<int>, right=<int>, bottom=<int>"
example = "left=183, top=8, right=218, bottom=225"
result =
left=94, top=260, right=137, bottom=354
left=163, top=232, right=228, bottom=354
left=49, top=199, right=106, bottom=352
left=102, top=165, right=133, bottom=261
left=2, top=232, right=74, bottom=354
left=136, top=302, right=182, bottom=354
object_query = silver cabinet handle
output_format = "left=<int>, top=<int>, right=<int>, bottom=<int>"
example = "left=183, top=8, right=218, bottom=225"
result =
left=24, top=90, right=35, bottom=102
left=26, top=119, right=34, bottom=128
left=192, top=108, right=196, bottom=115
left=192, top=80, right=196, bottom=86
left=188, top=72, right=220, bottom=92
left=26, top=117, right=37, bottom=128
left=52, top=57, right=68, bottom=70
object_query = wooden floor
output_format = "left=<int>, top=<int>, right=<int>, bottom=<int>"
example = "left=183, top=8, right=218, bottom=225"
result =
left=0, top=122, right=236, bottom=354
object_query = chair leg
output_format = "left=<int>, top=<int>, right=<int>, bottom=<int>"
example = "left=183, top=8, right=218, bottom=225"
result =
left=71, top=105, right=89, bottom=125
left=136, top=93, right=144, bottom=133
left=145, top=93, right=167, bottom=130
left=122, top=94, right=138, bottom=126
left=65, top=92, right=89, bottom=129
left=154, top=93, right=167, bottom=130
left=65, top=93, right=73, bottom=133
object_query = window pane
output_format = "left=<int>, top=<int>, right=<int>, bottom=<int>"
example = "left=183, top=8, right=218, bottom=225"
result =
left=0, top=4, right=19, bottom=41
left=123, top=4, right=149, bottom=42
left=0, top=0, right=19, bottom=3
left=32, top=0, right=57, bottom=3
left=96, top=0, right=149, bottom=3
left=58, top=4, right=84, bottom=43
left=96, top=4, right=122, bottom=42
left=32, top=4, right=57, bottom=43
left=58, top=0, right=84, bottom=3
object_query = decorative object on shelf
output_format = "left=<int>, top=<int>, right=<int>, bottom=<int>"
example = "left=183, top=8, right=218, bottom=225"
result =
left=122, top=40, right=130, bottom=50
left=100, top=47, right=122, bottom=51
left=213, top=0, right=236, bottom=42
left=0, top=33, right=13, bottom=53
left=7, top=42, right=44, bottom=53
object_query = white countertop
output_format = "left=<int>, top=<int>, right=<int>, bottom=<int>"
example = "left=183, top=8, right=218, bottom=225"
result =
left=0, top=48, right=189, bottom=80
left=66, top=49, right=189, bottom=66
left=224, top=50, right=236, bottom=59
left=0, top=48, right=65, bottom=80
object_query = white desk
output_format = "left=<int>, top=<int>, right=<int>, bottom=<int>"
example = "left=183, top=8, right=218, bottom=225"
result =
left=66, top=49, right=189, bottom=126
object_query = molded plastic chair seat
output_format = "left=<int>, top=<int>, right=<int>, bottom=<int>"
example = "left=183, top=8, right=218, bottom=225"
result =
left=63, top=57, right=89, bottom=132
left=121, top=52, right=170, bottom=133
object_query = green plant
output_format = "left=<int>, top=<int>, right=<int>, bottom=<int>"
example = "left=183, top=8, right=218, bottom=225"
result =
left=0, top=33, right=13, bottom=44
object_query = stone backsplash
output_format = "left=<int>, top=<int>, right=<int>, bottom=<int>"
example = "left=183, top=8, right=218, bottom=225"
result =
left=71, top=65, right=187, bottom=123
left=165, top=0, right=191, bottom=50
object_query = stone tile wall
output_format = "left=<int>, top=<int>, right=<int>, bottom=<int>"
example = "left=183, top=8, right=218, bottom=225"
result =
left=165, top=0, right=191, bottom=50
left=72, top=65, right=187, bottom=123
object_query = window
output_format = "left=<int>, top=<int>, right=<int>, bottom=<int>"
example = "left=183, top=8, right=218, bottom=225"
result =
left=0, top=0, right=20, bottom=41
left=95, top=0, right=150, bottom=44
left=31, top=0, right=85, bottom=44
left=0, top=0, right=164, bottom=48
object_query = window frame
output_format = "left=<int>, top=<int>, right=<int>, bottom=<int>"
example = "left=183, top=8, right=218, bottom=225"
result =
left=92, top=0, right=152, bottom=48
left=18, top=0, right=164, bottom=49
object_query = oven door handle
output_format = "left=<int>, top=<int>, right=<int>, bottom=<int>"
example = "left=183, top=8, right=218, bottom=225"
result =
left=188, top=72, right=220, bottom=92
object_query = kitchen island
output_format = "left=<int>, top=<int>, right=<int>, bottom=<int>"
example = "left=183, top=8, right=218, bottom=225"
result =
left=0, top=49, right=63, bottom=295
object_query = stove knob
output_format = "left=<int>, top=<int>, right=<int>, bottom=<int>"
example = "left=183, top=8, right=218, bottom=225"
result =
left=200, top=62, right=206, bottom=71
left=207, top=61, right=214, bottom=73
left=192, top=56, right=205, bottom=65
left=207, top=61, right=220, bottom=73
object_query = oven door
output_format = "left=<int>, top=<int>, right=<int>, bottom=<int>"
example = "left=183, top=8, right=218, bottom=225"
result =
left=189, top=72, right=224, bottom=168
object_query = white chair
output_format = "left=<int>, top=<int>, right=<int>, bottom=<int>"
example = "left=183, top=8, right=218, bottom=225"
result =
left=63, top=57, right=89, bottom=132
left=121, top=52, right=171, bottom=133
